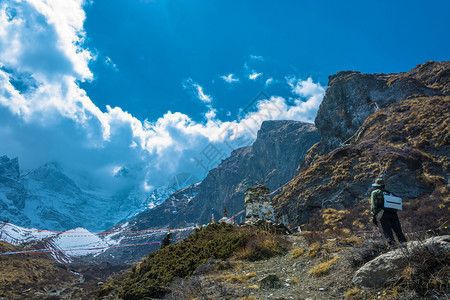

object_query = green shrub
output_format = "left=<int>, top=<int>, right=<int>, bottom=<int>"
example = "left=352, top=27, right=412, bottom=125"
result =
left=116, top=223, right=250, bottom=299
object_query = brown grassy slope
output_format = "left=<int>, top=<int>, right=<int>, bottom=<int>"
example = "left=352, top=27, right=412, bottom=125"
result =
left=406, top=60, right=450, bottom=95
left=0, top=241, right=77, bottom=298
left=274, top=96, right=450, bottom=231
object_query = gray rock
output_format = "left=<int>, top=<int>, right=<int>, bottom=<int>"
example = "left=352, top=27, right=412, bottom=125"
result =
left=259, top=274, right=282, bottom=289
left=315, top=62, right=447, bottom=156
left=353, top=235, right=450, bottom=288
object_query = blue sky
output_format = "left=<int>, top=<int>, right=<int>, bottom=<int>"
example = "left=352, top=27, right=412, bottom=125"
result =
left=80, top=0, right=450, bottom=122
left=0, top=0, right=449, bottom=195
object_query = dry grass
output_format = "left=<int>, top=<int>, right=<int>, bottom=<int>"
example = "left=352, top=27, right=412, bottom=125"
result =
left=239, top=296, right=259, bottom=300
left=289, top=277, right=299, bottom=284
left=308, top=256, right=340, bottom=276
left=290, top=247, right=305, bottom=258
left=305, top=242, right=323, bottom=258
left=345, top=286, right=361, bottom=299
left=384, top=244, right=450, bottom=299
left=338, top=236, right=362, bottom=247
left=217, top=272, right=256, bottom=284
left=234, top=231, right=291, bottom=261
left=0, top=242, right=76, bottom=299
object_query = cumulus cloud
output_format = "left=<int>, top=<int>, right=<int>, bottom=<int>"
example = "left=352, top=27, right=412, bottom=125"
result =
left=0, top=0, right=326, bottom=201
left=220, top=73, right=239, bottom=84
left=182, top=78, right=212, bottom=104
left=0, top=0, right=92, bottom=81
left=249, top=71, right=263, bottom=80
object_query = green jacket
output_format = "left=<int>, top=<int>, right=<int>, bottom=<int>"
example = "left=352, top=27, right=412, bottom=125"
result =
left=370, top=189, right=384, bottom=216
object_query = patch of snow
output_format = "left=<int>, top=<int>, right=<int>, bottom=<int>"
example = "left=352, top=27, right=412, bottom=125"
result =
left=0, top=222, right=56, bottom=245
left=52, top=228, right=111, bottom=257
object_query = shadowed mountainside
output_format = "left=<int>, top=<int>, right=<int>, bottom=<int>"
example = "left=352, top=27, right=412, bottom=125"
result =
left=121, top=120, right=321, bottom=230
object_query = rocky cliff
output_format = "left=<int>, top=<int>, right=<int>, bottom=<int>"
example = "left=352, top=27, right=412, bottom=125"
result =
left=274, top=61, right=450, bottom=227
left=124, top=120, right=321, bottom=230
left=303, top=61, right=449, bottom=168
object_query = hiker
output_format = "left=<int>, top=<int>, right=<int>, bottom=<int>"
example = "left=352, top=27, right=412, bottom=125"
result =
left=370, top=178, right=407, bottom=245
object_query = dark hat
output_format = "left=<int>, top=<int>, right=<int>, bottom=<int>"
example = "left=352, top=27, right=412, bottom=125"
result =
left=372, top=178, right=384, bottom=187
left=372, top=178, right=385, bottom=187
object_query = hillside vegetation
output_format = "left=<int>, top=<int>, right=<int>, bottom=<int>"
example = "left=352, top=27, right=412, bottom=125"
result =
left=97, top=224, right=449, bottom=299
left=98, top=223, right=290, bottom=299
left=275, top=95, right=449, bottom=231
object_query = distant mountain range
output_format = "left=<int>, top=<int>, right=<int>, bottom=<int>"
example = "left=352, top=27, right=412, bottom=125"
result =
left=0, top=157, right=172, bottom=231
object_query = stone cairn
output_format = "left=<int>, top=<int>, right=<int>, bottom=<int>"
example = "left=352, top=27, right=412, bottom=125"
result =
left=244, top=184, right=275, bottom=224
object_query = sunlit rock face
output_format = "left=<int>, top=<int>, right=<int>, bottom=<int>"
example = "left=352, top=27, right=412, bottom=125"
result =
left=310, top=61, right=449, bottom=159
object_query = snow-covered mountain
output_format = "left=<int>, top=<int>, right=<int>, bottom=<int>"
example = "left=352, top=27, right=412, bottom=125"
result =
left=0, top=222, right=124, bottom=263
left=0, top=156, right=169, bottom=231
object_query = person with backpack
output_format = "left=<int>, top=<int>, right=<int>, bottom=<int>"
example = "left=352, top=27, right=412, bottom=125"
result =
left=371, top=178, right=407, bottom=245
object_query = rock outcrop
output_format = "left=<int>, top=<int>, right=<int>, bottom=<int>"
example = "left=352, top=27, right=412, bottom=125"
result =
left=274, top=62, right=450, bottom=227
left=353, top=235, right=450, bottom=288
left=304, top=61, right=450, bottom=166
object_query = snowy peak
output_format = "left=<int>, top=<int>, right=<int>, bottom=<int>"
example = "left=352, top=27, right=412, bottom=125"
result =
left=24, top=161, right=81, bottom=195
left=0, top=155, right=20, bottom=181
left=0, top=155, right=176, bottom=232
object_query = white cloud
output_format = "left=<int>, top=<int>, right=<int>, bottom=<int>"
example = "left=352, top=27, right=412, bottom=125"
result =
left=104, top=56, right=118, bottom=71
left=0, top=0, right=326, bottom=203
left=182, top=78, right=212, bottom=103
left=265, top=77, right=274, bottom=87
left=249, top=71, right=263, bottom=80
left=0, top=0, right=92, bottom=82
left=285, top=76, right=326, bottom=121
left=220, top=73, right=239, bottom=83
left=250, top=55, right=264, bottom=61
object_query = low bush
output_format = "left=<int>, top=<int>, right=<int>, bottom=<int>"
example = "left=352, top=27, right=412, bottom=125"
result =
left=110, top=223, right=250, bottom=300
left=234, top=231, right=291, bottom=261
left=300, top=230, right=326, bottom=245
left=99, top=223, right=291, bottom=299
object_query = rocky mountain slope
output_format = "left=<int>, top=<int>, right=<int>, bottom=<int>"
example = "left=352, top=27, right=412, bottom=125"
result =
left=274, top=61, right=450, bottom=227
left=121, top=120, right=320, bottom=230
left=306, top=61, right=449, bottom=161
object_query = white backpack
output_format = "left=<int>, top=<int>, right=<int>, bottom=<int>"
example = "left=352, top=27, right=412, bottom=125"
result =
left=383, top=191, right=402, bottom=210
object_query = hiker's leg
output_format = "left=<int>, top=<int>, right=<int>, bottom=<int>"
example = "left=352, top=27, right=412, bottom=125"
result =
left=392, top=214, right=407, bottom=243
left=380, top=214, right=395, bottom=245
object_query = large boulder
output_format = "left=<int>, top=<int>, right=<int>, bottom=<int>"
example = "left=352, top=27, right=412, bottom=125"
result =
left=352, top=235, right=450, bottom=288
